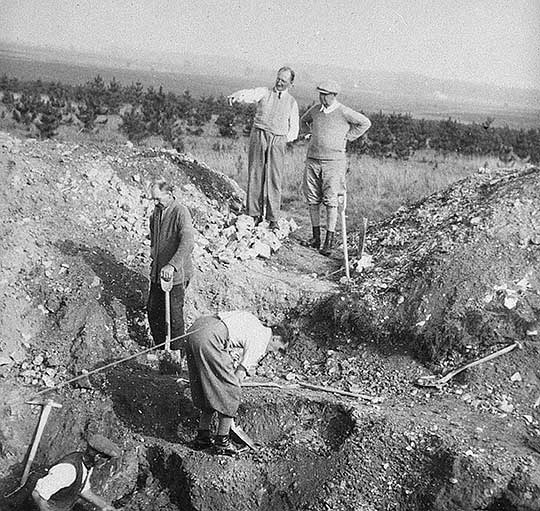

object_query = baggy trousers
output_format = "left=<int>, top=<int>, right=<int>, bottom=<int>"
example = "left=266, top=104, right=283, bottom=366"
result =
left=186, top=316, right=241, bottom=417
left=247, top=128, right=287, bottom=222
left=147, top=281, right=187, bottom=349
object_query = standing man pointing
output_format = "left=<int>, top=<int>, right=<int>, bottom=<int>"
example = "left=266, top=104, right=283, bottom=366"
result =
left=301, top=81, right=371, bottom=256
left=228, top=67, right=299, bottom=229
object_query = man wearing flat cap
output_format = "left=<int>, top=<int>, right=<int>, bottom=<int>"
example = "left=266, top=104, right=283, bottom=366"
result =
left=301, top=80, right=371, bottom=255
left=228, top=67, right=299, bottom=229
left=31, top=434, right=121, bottom=511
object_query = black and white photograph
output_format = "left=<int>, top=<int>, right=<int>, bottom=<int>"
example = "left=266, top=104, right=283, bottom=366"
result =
left=0, top=1, right=539, bottom=509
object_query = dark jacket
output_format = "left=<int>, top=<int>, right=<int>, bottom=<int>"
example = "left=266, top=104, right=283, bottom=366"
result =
left=150, top=198, right=195, bottom=285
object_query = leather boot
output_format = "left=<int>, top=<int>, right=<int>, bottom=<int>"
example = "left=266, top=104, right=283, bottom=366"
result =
left=213, top=434, right=239, bottom=456
left=309, top=226, right=321, bottom=249
left=188, top=429, right=214, bottom=450
left=320, top=231, right=335, bottom=256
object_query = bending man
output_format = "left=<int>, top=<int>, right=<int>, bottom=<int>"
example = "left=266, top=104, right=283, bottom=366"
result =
left=228, top=67, right=299, bottom=229
left=301, top=81, right=371, bottom=255
left=185, top=311, right=281, bottom=455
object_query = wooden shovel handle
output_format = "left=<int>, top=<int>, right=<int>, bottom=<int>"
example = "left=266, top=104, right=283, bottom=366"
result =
left=438, top=342, right=519, bottom=384
left=341, top=209, right=350, bottom=280
left=417, top=342, right=519, bottom=388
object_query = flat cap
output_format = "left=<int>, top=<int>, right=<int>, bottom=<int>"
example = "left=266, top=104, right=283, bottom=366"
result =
left=316, top=80, right=341, bottom=95
left=87, top=434, right=121, bottom=458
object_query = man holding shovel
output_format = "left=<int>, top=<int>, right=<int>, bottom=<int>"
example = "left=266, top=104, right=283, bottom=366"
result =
left=184, top=311, right=284, bottom=456
left=31, top=434, right=121, bottom=511
left=147, top=178, right=194, bottom=350
left=301, top=81, right=371, bottom=256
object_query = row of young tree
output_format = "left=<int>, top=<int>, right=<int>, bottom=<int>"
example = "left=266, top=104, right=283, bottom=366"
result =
left=1, top=74, right=538, bottom=163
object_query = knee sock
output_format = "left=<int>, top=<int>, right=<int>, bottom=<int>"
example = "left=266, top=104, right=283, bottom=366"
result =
left=199, top=410, right=214, bottom=431
left=309, top=205, right=321, bottom=228
left=326, top=206, right=338, bottom=232
left=217, top=414, right=233, bottom=436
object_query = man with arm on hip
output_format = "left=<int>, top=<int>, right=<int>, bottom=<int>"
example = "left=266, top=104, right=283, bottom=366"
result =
left=301, top=80, right=371, bottom=256
left=147, top=178, right=195, bottom=349
left=228, top=67, right=299, bottom=229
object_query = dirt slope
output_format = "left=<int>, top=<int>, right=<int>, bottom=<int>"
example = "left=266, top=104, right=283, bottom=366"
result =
left=330, top=166, right=540, bottom=361
left=1, top=132, right=540, bottom=511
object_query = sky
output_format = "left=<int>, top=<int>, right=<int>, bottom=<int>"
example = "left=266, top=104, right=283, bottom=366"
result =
left=1, top=0, right=539, bottom=89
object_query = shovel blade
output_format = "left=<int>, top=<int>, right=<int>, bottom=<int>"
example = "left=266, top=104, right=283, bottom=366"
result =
left=230, top=420, right=257, bottom=451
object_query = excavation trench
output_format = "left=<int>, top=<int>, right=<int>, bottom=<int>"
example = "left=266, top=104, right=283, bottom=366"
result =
left=105, top=388, right=507, bottom=511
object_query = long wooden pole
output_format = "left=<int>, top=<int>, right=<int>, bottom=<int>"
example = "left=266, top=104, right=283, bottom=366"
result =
left=340, top=194, right=350, bottom=280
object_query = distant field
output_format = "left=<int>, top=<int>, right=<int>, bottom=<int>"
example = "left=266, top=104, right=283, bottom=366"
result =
left=0, top=52, right=253, bottom=99
left=1, top=52, right=538, bottom=128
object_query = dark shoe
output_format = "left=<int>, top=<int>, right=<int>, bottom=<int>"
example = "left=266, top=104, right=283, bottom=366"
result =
left=213, top=435, right=239, bottom=456
left=320, top=231, right=335, bottom=256
left=308, top=226, right=321, bottom=249
left=188, top=430, right=214, bottom=451
left=253, top=216, right=263, bottom=226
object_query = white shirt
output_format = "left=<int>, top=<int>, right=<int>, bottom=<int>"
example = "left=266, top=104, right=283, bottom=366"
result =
left=229, top=87, right=299, bottom=142
left=218, top=311, right=272, bottom=375
left=320, top=100, right=341, bottom=114
left=34, top=462, right=92, bottom=500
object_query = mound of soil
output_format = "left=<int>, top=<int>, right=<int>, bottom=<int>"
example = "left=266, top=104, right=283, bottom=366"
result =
left=330, top=166, right=540, bottom=364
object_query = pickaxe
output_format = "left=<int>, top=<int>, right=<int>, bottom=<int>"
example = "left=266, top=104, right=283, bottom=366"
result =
left=5, top=399, right=62, bottom=497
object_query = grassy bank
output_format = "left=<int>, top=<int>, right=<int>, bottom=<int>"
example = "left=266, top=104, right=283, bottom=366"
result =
left=184, top=134, right=499, bottom=231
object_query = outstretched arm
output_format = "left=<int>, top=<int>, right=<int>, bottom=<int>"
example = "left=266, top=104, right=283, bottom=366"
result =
left=228, top=87, right=267, bottom=105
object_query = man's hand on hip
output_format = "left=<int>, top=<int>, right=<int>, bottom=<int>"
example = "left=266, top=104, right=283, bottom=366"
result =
left=160, top=264, right=175, bottom=281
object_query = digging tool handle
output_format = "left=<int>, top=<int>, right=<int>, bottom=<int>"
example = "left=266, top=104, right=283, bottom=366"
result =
left=21, top=400, right=61, bottom=487
left=360, top=217, right=368, bottom=258
left=161, top=277, right=173, bottom=351
left=339, top=194, right=350, bottom=280
left=298, top=381, right=378, bottom=401
left=417, top=342, right=519, bottom=388
left=438, top=342, right=519, bottom=384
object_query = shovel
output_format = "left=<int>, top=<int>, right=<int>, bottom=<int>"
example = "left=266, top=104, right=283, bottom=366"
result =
left=230, top=419, right=257, bottom=452
left=338, top=194, right=350, bottom=280
left=415, top=342, right=519, bottom=388
left=161, top=277, right=174, bottom=351
left=5, top=399, right=63, bottom=497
